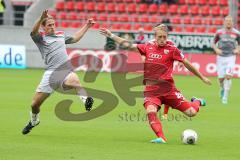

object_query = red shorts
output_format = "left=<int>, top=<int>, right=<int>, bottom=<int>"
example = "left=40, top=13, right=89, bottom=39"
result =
left=143, top=85, right=189, bottom=112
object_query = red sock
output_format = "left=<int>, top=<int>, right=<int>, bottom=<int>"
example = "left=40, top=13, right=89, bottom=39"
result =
left=190, top=100, right=200, bottom=112
left=163, top=105, right=169, bottom=115
left=147, top=112, right=166, bottom=141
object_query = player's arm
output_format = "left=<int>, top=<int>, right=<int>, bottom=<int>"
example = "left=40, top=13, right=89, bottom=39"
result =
left=182, top=59, right=212, bottom=85
left=65, top=19, right=95, bottom=44
left=233, top=34, right=240, bottom=55
left=31, top=10, right=48, bottom=36
left=212, top=33, right=222, bottom=55
left=99, top=28, right=139, bottom=52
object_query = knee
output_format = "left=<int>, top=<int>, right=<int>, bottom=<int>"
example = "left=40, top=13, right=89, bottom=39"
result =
left=184, top=108, right=197, bottom=117
left=146, top=105, right=157, bottom=113
left=225, top=75, right=232, bottom=80
left=31, top=99, right=40, bottom=108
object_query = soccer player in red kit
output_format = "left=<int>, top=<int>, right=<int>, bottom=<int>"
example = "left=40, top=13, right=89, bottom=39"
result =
left=100, top=27, right=211, bottom=143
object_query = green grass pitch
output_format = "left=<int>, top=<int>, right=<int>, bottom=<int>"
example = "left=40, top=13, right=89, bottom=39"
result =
left=0, top=69, right=240, bottom=160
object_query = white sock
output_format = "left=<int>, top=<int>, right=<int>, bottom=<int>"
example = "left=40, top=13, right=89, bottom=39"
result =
left=30, top=112, right=40, bottom=126
left=77, top=88, right=88, bottom=103
left=223, top=79, right=232, bottom=99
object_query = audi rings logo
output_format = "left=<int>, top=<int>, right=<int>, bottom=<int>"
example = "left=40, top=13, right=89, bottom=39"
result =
left=68, top=50, right=124, bottom=72
left=149, top=53, right=162, bottom=59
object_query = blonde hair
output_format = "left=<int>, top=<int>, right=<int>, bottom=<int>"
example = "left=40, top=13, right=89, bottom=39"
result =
left=41, top=16, right=54, bottom=26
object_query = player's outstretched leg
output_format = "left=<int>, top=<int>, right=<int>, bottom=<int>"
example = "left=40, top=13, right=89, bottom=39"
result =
left=22, top=92, right=50, bottom=135
left=145, top=102, right=167, bottom=144
left=63, top=72, right=94, bottom=111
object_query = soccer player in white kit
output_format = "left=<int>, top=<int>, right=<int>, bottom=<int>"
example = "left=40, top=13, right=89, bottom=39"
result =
left=22, top=10, right=95, bottom=134
left=212, top=15, right=240, bottom=104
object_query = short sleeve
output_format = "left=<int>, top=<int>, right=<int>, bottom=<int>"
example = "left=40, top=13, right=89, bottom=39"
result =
left=137, top=44, right=147, bottom=55
left=173, top=47, right=185, bottom=62
left=30, top=32, right=42, bottom=43
left=64, top=33, right=73, bottom=44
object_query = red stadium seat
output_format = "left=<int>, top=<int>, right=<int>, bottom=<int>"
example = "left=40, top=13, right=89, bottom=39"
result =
left=196, top=27, right=206, bottom=33
left=131, top=14, right=139, bottom=22
left=190, top=5, right=199, bottom=15
left=149, top=4, right=158, bottom=14
left=92, top=23, right=100, bottom=29
left=128, top=3, right=137, bottom=13
left=66, top=1, right=74, bottom=11
left=222, top=7, right=229, bottom=16
left=122, top=24, right=131, bottom=30
left=201, top=6, right=210, bottom=16
left=203, top=17, right=212, bottom=25
left=192, top=16, right=202, bottom=24
left=178, top=0, right=186, bottom=4
left=124, top=0, right=134, bottom=3
left=208, top=27, right=217, bottom=33
left=212, top=6, right=221, bottom=16
left=171, top=16, right=181, bottom=24
left=97, top=3, right=105, bottom=12
left=187, top=0, right=196, bottom=5
left=159, top=4, right=167, bottom=14
left=112, top=24, right=121, bottom=30
left=106, top=3, right=115, bottom=12
left=214, top=18, right=224, bottom=25
left=179, top=5, right=188, bottom=15
left=48, top=10, right=56, bottom=19
left=86, top=2, right=95, bottom=12
left=55, top=1, right=64, bottom=11
left=138, top=4, right=148, bottom=13
left=78, top=12, right=87, bottom=20
left=117, top=3, right=126, bottom=13
left=67, top=12, right=77, bottom=20
left=58, top=12, right=67, bottom=20
left=133, top=23, right=142, bottom=30
left=174, top=26, right=183, bottom=32
left=169, top=4, right=178, bottom=14
left=209, top=0, right=218, bottom=5
left=219, top=0, right=228, bottom=6
left=71, top=22, right=81, bottom=28
left=183, top=16, right=191, bottom=24
left=139, top=15, right=149, bottom=23
left=197, top=0, right=207, bottom=5
left=143, top=24, right=152, bottom=31
left=185, top=26, right=195, bottom=32
left=98, top=14, right=108, bottom=21
left=149, top=15, right=160, bottom=23
left=61, top=21, right=68, bottom=28
left=75, top=2, right=84, bottom=12
left=109, top=14, right=118, bottom=22
left=119, top=14, right=129, bottom=22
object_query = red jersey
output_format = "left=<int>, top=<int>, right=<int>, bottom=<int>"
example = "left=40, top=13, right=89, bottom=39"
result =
left=137, top=40, right=185, bottom=86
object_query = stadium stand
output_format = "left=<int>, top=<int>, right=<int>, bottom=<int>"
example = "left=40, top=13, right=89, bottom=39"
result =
left=49, top=0, right=230, bottom=33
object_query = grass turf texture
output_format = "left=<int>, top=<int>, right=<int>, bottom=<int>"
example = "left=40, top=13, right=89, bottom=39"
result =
left=0, top=69, right=240, bottom=160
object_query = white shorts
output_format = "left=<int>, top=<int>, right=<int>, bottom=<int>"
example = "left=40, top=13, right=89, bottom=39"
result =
left=36, top=70, right=72, bottom=94
left=216, top=55, right=236, bottom=78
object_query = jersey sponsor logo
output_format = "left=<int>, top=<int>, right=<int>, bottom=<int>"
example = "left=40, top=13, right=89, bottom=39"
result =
left=164, top=49, right=169, bottom=54
left=149, top=53, right=162, bottom=59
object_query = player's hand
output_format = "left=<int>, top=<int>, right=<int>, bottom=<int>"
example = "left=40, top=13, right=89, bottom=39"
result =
left=215, top=48, right=222, bottom=55
left=202, top=76, right=212, bottom=85
left=99, top=28, right=112, bottom=38
left=233, top=49, right=240, bottom=55
left=40, top=10, right=49, bottom=20
left=86, top=18, right=95, bottom=27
